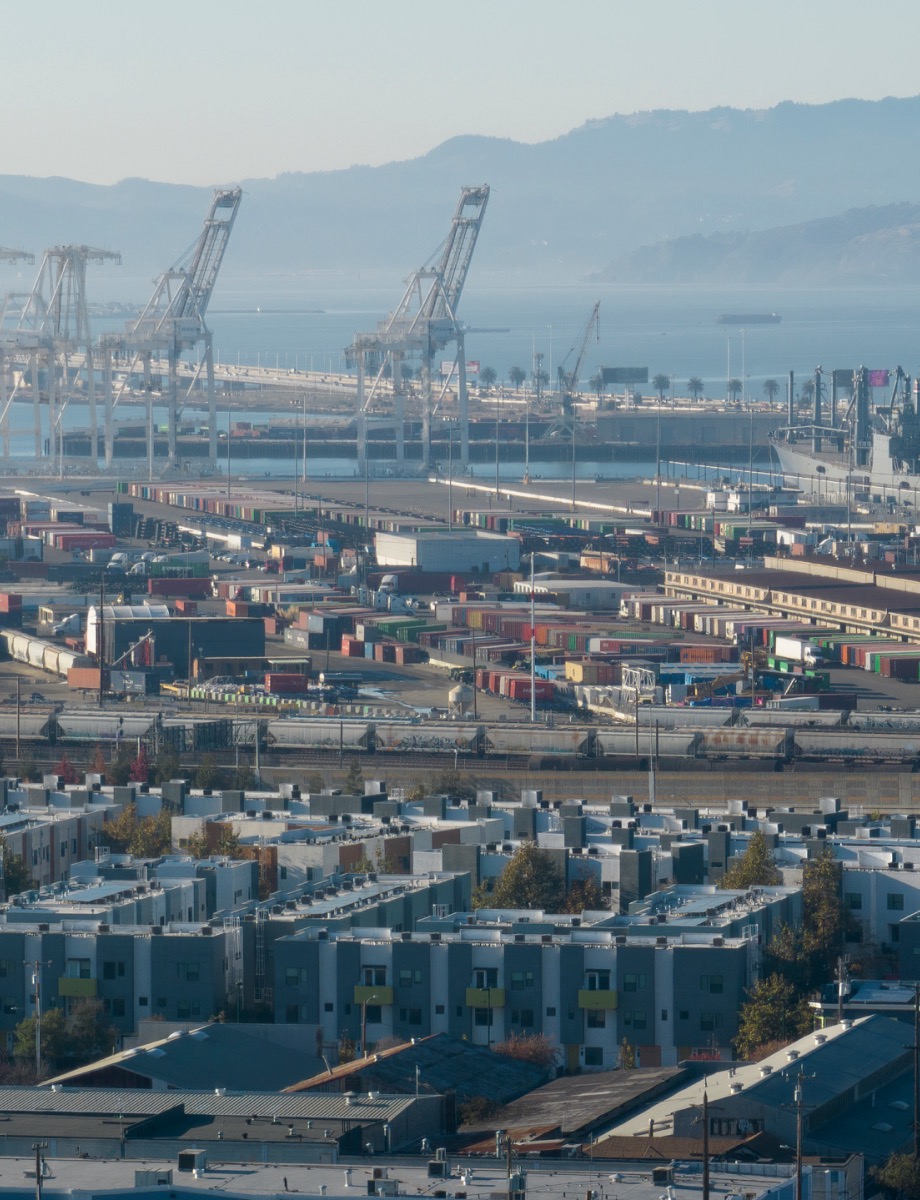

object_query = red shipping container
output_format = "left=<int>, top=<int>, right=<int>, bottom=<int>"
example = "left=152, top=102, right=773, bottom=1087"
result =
left=264, top=673, right=309, bottom=694
left=0, top=594, right=22, bottom=612
left=173, top=599, right=198, bottom=615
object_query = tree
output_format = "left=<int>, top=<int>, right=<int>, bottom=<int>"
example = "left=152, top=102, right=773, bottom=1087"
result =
left=474, top=843, right=566, bottom=912
left=617, top=1037, right=636, bottom=1069
left=734, top=973, right=812, bottom=1059
left=213, top=824, right=243, bottom=858
left=727, top=378, right=743, bottom=402
left=563, top=868, right=608, bottom=913
left=533, top=368, right=549, bottom=396
left=588, top=373, right=606, bottom=400
left=13, top=1007, right=67, bottom=1074
left=872, top=1153, right=920, bottom=1200
left=54, top=754, right=79, bottom=785
left=185, top=829, right=207, bottom=859
left=800, top=379, right=816, bottom=404
left=101, top=804, right=172, bottom=858
left=152, top=749, right=180, bottom=786
left=652, top=374, right=671, bottom=405
left=718, top=830, right=781, bottom=890
left=194, top=753, right=222, bottom=790
left=306, top=771, right=325, bottom=793
left=688, top=377, right=704, bottom=402
left=479, top=366, right=497, bottom=389
left=89, top=744, right=107, bottom=776
left=1, top=838, right=32, bottom=898
left=18, top=757, right=39, bottom=783
left=763, top=378, right=780, bottom=403
left=66, top=998, right=117, bottom=1063
left=234, top=759, right=254, bottom=791
left=108, top=745, right=133, bottom=787
left=802, top=846, right=850, bottom=979
left=429, top=768, right=476, bottom=804
left=129, top=744, right=150, bottom=784
left=344, top=758, right=364, bottom=795
left=508, top=366, right=526, bottom=389
left=492, top=1031, right=559, bottom=1069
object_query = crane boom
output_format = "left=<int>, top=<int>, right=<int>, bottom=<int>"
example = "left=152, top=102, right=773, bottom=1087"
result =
left=557, top=301, right=601, bottom=410
left=0, top=249, right=34, bottom=265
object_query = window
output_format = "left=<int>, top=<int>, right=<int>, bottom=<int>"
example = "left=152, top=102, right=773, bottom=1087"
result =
left=585, top=970, right=611, bottom=991
left=285, top=967, right=308, bottom=987
left=102, top=962, right=126, bottom=981
left=700, top=1012, right=725, bottom=1032
left=519, top=1009, right=534, bottom=1027
left=138, top=996, right=148, bottom=1007
left=365, top=1005, right=382, bottom=1024
left=279, top=866, right=287, bottom=879
left=177, top=963, right=200, bottom=983
left=888, top=894, right=905, bottom=911
left=510, top=971, right=534, bottom=990
left=0, top=961, right=14, bottom=978
left=474, top=968, right=498, bottom=988
left=846, top=893, right=863, bottom=910
left=679, top=1010, right=689, bottom=1021
left=324, top=1002, right=333, bottom=1012
left=700, top=974, right=724, bottom=994
left=546, top=1006, right=557, bottom=1017
left=661, top=1009, right=668, bottom=1021
left=399, top=970, right=413, bottom=988
left=408, top=1008, right=422, bottom=1026
left=362, top=966, right=386, bottom=985
left=587, top=1009, right=606, bottom=1028
left=622, top=972, right=645, bottom=992
left=435, top=1004, right=445, bottom=1015
left=66, top=959, right=91, bottom=980
left=474, top=1008, right=492, bottom=1027
left=584, top=1047, right=603, bottom=1066
left=111, top=998, right=125, bottom=1018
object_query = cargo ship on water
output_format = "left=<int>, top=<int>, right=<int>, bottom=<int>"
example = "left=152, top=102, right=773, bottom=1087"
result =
left=770, top=366, right=920, bottom=495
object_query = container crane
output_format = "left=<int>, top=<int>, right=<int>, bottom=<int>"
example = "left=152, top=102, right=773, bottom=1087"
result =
left=114, top=187, right=242, bottom=471
left=347, top=184, right=489, bottom=468
left=546, top=301, right=600, bottom=440
left=2, top=245, right=120, bottom=473
left=0, top=250, right=34, bottom=458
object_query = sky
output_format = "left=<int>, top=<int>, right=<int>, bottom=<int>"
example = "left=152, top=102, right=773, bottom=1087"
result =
left=4, top=0, right=920, bottom=187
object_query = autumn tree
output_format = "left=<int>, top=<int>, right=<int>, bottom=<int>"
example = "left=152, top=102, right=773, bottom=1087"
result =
left=89, top=744, right=107, bottom=776
left=719, top=830, right=782, bottom=890
left=491, top=1031, right=559, bottom=1070
left=213, top=824, right=243, bottom=858
left=54, top=754, right=79, bottom=785
left=129, top=744, right=150, bottom=784
left=101, top=804, right=172, bottom=858
left=563, top=867, right=608, bottom=913
left=617, top=1038, right=637, bottom=1069
left=734, top=973, right=812, bottom=1059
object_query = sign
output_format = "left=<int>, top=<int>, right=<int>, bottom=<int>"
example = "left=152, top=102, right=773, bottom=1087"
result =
left=832, top=369, right=853, bottom=387
left=602, top=367, right=649, bottom=385
left=868, top=369, right=890, bottom=388
left=439, top=361, right=481, bottom=378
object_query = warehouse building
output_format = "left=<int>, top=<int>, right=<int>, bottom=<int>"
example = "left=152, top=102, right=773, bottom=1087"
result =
left=374, top=530, right=520, bottom=573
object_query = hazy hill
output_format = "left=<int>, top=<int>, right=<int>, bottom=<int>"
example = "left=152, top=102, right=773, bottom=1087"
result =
left=4, top=96, right=920, bottom=293
left=592, top=203, right=920, bottom=284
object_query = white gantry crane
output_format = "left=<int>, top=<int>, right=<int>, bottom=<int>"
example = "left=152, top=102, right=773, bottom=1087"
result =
left=0, top=249, right=34, bottom=458
left=112, top=187, right=242, bottom=471
left=0, top=245, right=120, bottom=471
left=347, top=184, right=489, bottom=469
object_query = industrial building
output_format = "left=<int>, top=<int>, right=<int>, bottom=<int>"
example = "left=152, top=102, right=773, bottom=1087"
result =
left=373, top=530, right=520, bottom=573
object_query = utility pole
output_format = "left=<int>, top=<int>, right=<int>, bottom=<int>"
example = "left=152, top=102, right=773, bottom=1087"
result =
left=702, top=1087, right=710, bottom=1200
left=529, top=555, right=536, bottom=724
left=32, top=1142, right=47, bottom=1200
left=836, top=956, right=849, bottom=1024
left=795, top=1073, right=804, bottom=1200
left=97, top=571, right=105, bottom=709
left=15, top=674, right=20, bottom=764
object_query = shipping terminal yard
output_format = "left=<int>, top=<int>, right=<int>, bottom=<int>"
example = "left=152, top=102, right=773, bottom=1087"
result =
left=8, top=186, right=920, bottom=1195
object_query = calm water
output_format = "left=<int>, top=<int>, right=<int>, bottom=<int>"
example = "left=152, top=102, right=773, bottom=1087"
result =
left=9, top=281, right=920, bottom=472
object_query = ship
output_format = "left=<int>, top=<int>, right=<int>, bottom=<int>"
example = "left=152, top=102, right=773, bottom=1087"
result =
left=716, top=313, right=781, bottom=325
left=770, top=366, right=920, bottom=497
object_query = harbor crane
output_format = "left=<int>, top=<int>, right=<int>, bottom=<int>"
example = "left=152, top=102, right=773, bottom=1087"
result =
left=347, top=184, right=490, bottom=469
left=545, top=300, right=600, bottom=440
left=0, top=249, right=34, bottom=458
left=111, top=187, right=242, bottom=471
left=1, top=245, right=120, bottom=472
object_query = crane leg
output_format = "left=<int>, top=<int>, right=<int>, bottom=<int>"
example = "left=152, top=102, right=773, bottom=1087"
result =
left=457, top=337, right=469, bottom=465
left=206, top=335, right=217, bottom=466
left=167, top=350, right=178, bottom=468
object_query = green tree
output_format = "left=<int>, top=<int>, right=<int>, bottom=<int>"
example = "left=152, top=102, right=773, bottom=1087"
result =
left=429, top=768, right=476, bottom=803
left=727, top=378, right=743, bottom=402
left=474, top=843, right=566, bottom=911
left=718, top=830, right=782, bottom=890
left=234, top=759, right=254, bottom=791
left=872, top=1152, right=920, bottom=1200
left=802, top=846, right=849, bottom=979
left=688, top=377, right=704, bottom=402
left=152, top=749, right=180, bottom=786
left=652, top=374, right=671, bottom=405
left=508, top=366, right=526, bottom=389
left=763, top=378, right=780, bottom=403
left=800, top=379, right=816, bottom=405
left=344, top=758, right=364, bottom=794
left=108, top=745, right=133, bottom=787
left=1, top=838, right=32, bottom=898
left=13, top=1008, right=67, bottom=1074
left=128, top=809, right=173, bottom=858
left=66, top=998, right=117, bottom=1063
left=213, top=825, right=243, bottom=858
left=185, top=829, right=207, bottom=859
left=588, top=373, right=606, bottom=400
left=306, top=771, right=325, bottom=793
left=479, top=367, right=497, bottom=389
left=194, top=753, right=222, bottom=790
left=18, top=757, right=39, bottom=783
left=734, top=973, right=812, bottom=1059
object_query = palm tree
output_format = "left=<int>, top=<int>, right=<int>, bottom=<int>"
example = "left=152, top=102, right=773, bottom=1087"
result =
left=763, top=378, right=780, bottom=404
left=800, top=379, right=815, bottom=404
left=687, top=377, right=704, bottom=402
left=727, top=378, right=743, bottom=402
left=588, top=372, right=605, bottom=400
left=652, top=374, right=670, bottom=405
left=508, top=366, right=526, bottom=390
left=479, top=366, right=497, bottom=389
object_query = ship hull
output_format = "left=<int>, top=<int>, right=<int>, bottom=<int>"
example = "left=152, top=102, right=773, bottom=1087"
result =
left=772, top=433, right=920, bottom=496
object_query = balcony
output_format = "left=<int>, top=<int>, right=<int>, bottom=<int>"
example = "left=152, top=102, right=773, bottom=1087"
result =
left=354, top=985, right=393, bottom=1006
left=578, top=989, right=617, bottom=1010
left=59, top=977, right=97, bottom=998
left=465, top=987, right=505, bottom=1008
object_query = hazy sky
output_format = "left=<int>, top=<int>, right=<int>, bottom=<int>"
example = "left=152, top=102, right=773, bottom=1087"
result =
left=5, top=0, right=919, bottom=186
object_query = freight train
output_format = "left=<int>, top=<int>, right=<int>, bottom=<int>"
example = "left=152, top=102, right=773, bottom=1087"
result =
left=2, top=710, right=920, bottom=768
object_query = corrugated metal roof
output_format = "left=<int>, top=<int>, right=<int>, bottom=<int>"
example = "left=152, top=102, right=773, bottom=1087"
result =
left=10, top=1085, right=416, bottom=1121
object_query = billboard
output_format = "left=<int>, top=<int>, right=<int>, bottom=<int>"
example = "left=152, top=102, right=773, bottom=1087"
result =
left=832, top=369, right=853, bottom=388
left=439, top=361, right=481, bottom=378
left=868, top=369, right=890, bottom=388
left=602, top=367, right=649, bottom=385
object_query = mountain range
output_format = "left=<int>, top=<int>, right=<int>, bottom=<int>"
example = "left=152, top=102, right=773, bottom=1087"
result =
left=3, top=95, right=920, bottom=294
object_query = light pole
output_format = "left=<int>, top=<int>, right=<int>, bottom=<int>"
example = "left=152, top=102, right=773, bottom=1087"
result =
left=447, top=425, right=454, bottom=532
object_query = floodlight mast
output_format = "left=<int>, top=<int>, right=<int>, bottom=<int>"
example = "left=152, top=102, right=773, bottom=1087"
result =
left=348, top=185, right=489, bottom=470
left=125, top=187, right=242, bottom=470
